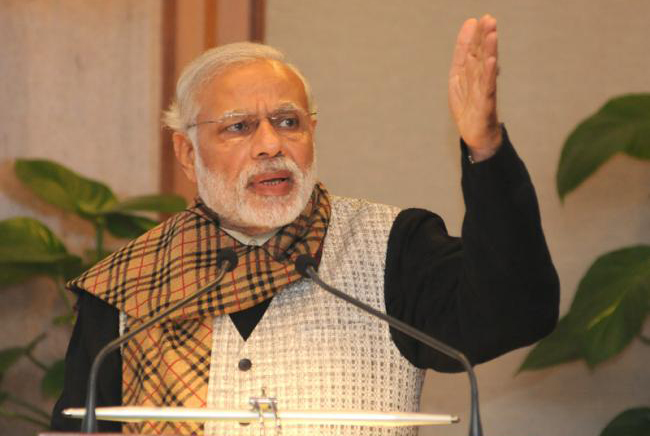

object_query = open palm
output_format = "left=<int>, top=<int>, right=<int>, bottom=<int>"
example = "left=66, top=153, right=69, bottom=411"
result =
left=449, top=15, right=502, bottom=161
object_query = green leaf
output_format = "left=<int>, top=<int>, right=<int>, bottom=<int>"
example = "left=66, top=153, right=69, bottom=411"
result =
left=0, top=218, right=69, bottom=263
left=14, top=159, right=117, bottom=218
left=518, top=315, right=582, bottom=372
left=601, top=407, right=650, bottom=436
left=0, top=263, right=57, bottom=287
left=557, top=93, right=650, bottom=199
left=0, top=255, right=82, bottom=286
left=52, top=313, right=76, bottom=326
left=61, top=257, right=87, bottom=282
left=105, top=213, right=158, bottom=239
left=520, top=245, right=650, bottom=371
left=0, top=333, right=45, bottom=383
left=0, top=394, right=51, bottom=428
left=0, top=218, right=81, bottom=286
left=569, top=245, right=650, bottom=367
left=108, top=194, right=187, bottom=213
left=0, top=347, right=26, bottom=384
left=40, top=359, right=65, bottom=399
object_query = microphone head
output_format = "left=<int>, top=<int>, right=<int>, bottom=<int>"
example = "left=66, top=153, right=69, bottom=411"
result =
left=295, top=254, right=318, bottom=278
left=216, top=248, right=238, bottom=272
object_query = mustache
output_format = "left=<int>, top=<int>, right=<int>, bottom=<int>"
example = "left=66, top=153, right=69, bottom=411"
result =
left=239, top=157, right=301, bottom=186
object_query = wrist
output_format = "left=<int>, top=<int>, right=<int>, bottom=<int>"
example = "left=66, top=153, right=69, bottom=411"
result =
left=465, top=126, right=503, bottom=163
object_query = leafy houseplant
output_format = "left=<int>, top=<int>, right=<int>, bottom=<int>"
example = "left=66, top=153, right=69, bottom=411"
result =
left=0, top=159, right=186, bottom=429
left=519, top=94, right=650, bottom=435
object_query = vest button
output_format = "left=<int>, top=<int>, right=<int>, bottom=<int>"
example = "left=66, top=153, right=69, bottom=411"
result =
left=238, top=358, right=252, bottom=371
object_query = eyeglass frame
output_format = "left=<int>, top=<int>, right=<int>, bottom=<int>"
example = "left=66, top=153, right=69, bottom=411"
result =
left=185, top=105, right=317, bottom=143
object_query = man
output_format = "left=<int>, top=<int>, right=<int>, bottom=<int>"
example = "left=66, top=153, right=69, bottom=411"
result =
left=52, top=15, right=559, bottom=435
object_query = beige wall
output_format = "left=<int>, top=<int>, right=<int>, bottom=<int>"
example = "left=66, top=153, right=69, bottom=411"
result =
left=0, top=1, right=648, bottom=435
left=0, top=1, right=161, bottom=434
left=267, top=1, right=650, bottom=436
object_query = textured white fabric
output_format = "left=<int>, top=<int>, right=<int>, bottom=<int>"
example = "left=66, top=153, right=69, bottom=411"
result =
left=204, top=196, right=425, bottom=436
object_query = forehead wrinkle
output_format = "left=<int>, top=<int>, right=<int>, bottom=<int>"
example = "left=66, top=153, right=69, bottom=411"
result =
left=274, top=102, right=301, bottom=112
left=199, top=61, right=309, bottom=122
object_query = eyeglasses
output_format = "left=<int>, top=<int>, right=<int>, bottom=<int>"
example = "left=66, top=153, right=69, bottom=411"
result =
left=187, top=107, right=317, bottom=144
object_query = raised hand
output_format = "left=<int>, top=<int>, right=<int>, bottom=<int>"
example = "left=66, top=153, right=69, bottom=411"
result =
left=448, top=14, right=502, bottom=162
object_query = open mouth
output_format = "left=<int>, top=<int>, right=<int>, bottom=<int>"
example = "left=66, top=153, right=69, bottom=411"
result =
left=260, top=176, right=289, bottom=185
left=248, top=170, right=294, bottom=195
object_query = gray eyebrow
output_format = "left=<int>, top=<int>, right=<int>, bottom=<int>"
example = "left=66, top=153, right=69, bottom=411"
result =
left=215, top=110, right=253, bottom=123
left=215, top=103, right=302, bottom=122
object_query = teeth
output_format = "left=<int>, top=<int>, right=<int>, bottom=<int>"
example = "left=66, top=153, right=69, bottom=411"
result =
left=261, top=178, right=286, bottom=185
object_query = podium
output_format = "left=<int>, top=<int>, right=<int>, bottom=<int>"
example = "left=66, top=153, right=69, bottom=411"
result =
left=47, top=402, right=458, bottom=434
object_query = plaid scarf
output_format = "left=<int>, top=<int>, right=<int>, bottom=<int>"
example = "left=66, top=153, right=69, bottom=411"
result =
left=68, top=183, right=331, bottom=435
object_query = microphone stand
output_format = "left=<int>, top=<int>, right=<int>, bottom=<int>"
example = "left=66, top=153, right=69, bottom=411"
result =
left=80, top=249, right=238, bottom=433
left=295, top=255, right=483, bottom=436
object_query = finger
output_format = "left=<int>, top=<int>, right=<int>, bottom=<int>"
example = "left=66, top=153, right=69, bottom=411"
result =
left=480, top=20, right=498, bottom=96
left=481, top=55, right=498, bottom=97
left=481, top=28, right=498, bottom=64
left=476, top=15, right=497, bottom=62
left=451, top=18, right=477, bottom=70
left=469, top=18, right=482, bottom=58
left=479, top=14, right=497, bottom=34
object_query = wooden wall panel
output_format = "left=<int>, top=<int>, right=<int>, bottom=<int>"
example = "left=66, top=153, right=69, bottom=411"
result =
left=160, top=0, right=266, bottom=201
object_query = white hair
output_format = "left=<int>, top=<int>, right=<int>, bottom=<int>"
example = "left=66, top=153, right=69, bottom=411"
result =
left=162, top=42, right=316, bottom=140
left=194, top=151, right=317, bottom=231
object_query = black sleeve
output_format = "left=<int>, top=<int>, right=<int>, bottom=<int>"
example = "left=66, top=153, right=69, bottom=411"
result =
left=51, top=289, right=122, bottom=432
left=385, top=128, right=560, bottom=372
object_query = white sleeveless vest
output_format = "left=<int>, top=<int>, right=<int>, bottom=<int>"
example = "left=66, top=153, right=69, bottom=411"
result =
left=204, top=196, right=425, bottom=436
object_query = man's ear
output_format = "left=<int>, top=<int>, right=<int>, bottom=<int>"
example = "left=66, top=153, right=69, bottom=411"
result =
left=172, top=132, right=197, bottom=184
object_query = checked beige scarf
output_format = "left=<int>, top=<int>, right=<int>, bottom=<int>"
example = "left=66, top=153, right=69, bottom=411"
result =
left=68, top=183, right=331, bottom=435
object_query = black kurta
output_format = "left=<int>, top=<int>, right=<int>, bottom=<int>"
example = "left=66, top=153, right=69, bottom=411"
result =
left=51, top=129, right=559, bottom=431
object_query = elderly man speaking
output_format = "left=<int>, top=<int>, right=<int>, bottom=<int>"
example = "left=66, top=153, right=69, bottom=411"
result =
left=52, top=15, right=559, bottom=435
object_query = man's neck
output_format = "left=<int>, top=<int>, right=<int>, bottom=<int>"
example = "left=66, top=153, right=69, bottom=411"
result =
left=220, top=225, right=280, bottom=246
left=215, top=213, right=280, bottom=236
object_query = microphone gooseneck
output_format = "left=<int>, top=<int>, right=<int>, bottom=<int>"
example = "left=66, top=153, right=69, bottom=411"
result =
left=80, top=248, right=238, bottom=433
left=294, top=254, right=483, bottom=436
left=216, top=248, right=238, bottom=272
left=294, top=253, right=318, bottom=276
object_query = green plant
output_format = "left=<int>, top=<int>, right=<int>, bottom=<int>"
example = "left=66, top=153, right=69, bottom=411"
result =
left=519, top=94, right=650, bottom=435
left=0, top=159, right=186, bottom=429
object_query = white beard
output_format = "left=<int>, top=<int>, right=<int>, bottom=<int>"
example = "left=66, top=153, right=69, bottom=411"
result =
left=194, top=152, right=317, bottom=232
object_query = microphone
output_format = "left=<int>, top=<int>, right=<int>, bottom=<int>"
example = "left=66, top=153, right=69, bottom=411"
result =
left=294, top=254, right=483, bottom=436
left=80, top=248, right=238, bottom=433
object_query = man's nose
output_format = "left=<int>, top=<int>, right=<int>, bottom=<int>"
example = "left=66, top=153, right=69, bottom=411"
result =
left=250, top=117, right=282, bottom=158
